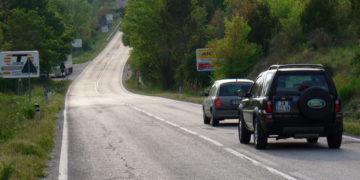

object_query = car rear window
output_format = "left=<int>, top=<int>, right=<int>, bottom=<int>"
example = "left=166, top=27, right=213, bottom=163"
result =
left=275, top=74, right=329, bottom=95
left=219, top=83, right=252, bottom=96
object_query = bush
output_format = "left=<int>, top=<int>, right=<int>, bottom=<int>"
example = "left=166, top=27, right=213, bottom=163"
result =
left=339, top=77, right=360, bottom=102
left=307, top=28, right=332, bottom=49
left=300, top=0, right=338, bottom=36
left=351, top=48, right=360, bottom=76
left=20, top=105, right=35, bottom=120
left=0, top=163, right=14, bottom=180
left=339, top=84, right=356, bottom=102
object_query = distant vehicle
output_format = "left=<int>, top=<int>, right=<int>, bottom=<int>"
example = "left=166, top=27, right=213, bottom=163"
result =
left=238, top=64, right=343, bottom=149
left=201, top=79, right=254, bottom=126
left=51, top=54, right=73, bottom=77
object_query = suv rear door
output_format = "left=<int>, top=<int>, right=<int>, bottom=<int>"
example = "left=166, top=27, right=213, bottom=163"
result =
left=269, top=71, right=335, bottom=123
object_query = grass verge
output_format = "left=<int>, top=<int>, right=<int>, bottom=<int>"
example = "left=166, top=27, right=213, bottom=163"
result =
left=0, top=80, right=71, bottom=179
left=124, top=77, right=204, bottom=104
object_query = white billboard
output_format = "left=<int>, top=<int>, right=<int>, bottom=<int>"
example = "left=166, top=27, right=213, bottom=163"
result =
left=106, top=14, right=113, bottom=24
left=72, top=39, right=82, bottom=48
left=0, top=51, right=40, bottom=78
left=196, top=48, right=216, bottom=71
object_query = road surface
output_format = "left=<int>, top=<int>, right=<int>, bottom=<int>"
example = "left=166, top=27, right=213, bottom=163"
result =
left=50, top=32, right=360, bottom=180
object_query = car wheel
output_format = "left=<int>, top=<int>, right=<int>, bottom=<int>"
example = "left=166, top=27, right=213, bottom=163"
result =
left=203, top=110, right=210, bottom=124
left=306, top=137, right=319, bottom=143
left=238, top=116, right=251, bottom=144
left=327, top=124, right=343, bottom=149
left=254, top=118, right=267, bottom=149
left=210, top=111, right=219, bottom=126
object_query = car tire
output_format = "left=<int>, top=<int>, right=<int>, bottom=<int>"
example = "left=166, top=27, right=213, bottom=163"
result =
left=254, top=118, right=267, bottom=149
left=210, top=111, right=219, bottom=126
left=327, top=124, right=343, bottom=149
left=203, top=110, right=210, bottom=124
left=239, top=115, right=251, bottom=144
left=306, top=137, right=319, bottom=143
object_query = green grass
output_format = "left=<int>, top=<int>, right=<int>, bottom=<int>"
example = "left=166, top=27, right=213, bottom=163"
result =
left=0, top=80, right=70, bottom=179
left=73, top=21, right=121, bottom=64
left=124, top=77, right=204, bottom=104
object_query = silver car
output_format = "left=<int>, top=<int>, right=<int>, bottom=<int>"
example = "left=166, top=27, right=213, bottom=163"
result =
left=201, top=79, right=254, bottom=126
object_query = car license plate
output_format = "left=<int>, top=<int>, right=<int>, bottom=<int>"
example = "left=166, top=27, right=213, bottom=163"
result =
left=232, top=99, right=240, bottom=105
left=275, top=101, right=291, bottom=113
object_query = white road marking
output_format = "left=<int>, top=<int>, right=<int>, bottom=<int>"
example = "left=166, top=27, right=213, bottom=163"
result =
left=95, top=55, right=114, bottom=95
left=225, top=148, right=297, bottom=180
left=343, top=135, right=360, bottom=142
left=59, top=84, right=71, bottom=180
left=59, top=32, right=123, bottom=180
left=198, top=135, right=224, bottom=147
left=179, top=127, right=198, bottom=135
left=132, top=106, right=300, bottom=180
left=290, top=172, right=316, bottom=180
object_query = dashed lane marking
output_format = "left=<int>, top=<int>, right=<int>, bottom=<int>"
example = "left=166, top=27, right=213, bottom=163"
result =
left=225, top=148, right=297, bottom=180
left=132, top=106, right=297, bottom=180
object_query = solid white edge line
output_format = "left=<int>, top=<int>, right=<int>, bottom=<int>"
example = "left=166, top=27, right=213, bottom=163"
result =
left=198, top=135, right=223, bottom=147
left=343, top=135, right=360, bottom=142
left=179, top=127, right=198, bottom=135
left=59, top=32, right=123, bottom=180
left=58, top=86, right=70, bottom=180
left=225, top=148, right=297, bottom=180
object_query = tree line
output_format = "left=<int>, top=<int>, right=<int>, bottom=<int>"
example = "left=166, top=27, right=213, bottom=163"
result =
left=0, top=0, right=120, bottom=92
left=122, top=0, right=360, bottom=90
left=0, top=0, right=121, bottom=74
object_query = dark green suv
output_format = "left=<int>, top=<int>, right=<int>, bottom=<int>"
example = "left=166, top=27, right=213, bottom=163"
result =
left=238, top=64, right=343, bottom=149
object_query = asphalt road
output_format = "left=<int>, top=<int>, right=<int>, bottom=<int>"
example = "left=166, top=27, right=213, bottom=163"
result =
left=49, top=32, right=360, bottom=180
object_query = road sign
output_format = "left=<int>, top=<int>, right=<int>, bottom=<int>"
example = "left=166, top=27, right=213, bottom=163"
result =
left=72, top=39, right=83, bottom=48
left=196, top=48, right=217, bottom=71
left=106, top=14, right=113, bottom=24
left=101, top=25, right=109, bottom=33
left=0, top=51, right=40, bottom=78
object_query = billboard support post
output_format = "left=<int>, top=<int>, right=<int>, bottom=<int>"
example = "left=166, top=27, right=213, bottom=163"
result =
left=17, top=78, right=23, bottom=96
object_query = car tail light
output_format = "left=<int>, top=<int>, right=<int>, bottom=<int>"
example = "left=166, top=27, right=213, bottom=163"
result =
left=335, top=99, right=341, bottom=112
left=214, top=97, right=223, bottom=107
left=335, top=99, right=342, bottom=121
left=265, top=100, right=273, bottom=120
left=266, top=100, right=272, bottom=113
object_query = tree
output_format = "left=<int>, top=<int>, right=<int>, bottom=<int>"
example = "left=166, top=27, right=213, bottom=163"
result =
left=4, top=9, right=72, bottom=72
left=300, top=0, right=339, bottom=36
left=208, top=16, right=259, bottom=79
left=123, top=0, right=209, bottom=89
left=122, top=0, right=163, bottom=85
left=49, top=0, right=93, bottom=50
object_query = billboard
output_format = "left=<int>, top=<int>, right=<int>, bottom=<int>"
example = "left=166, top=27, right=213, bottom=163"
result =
left=196, top=48, right=216, bottom=71
left=106, top=14, right=114, bottom=24
left=72, top=39, right=82, bottom=48
left=0, top=51, right=40, bottom=78
left=101, top=25, right=109, bottom=33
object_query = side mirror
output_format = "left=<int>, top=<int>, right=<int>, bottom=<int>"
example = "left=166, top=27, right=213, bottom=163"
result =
left=200, top=92, right=209, bottom=97
left=237, top=89, right=246, bottom=97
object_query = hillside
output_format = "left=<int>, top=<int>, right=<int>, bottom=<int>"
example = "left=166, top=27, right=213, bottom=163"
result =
left=122, top=0, right=360, bottom=134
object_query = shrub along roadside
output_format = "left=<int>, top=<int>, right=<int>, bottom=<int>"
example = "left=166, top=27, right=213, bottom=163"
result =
left=124, top=76, right=204, bottom=104
left=0, top=80, right=70, bottom=179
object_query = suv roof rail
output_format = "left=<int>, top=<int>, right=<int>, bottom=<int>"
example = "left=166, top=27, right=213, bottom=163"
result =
left=268, top=64, right=324, bottom=70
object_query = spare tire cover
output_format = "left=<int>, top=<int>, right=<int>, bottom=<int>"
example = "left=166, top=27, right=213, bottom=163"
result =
left=298, top=87, right=333, bottom=121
